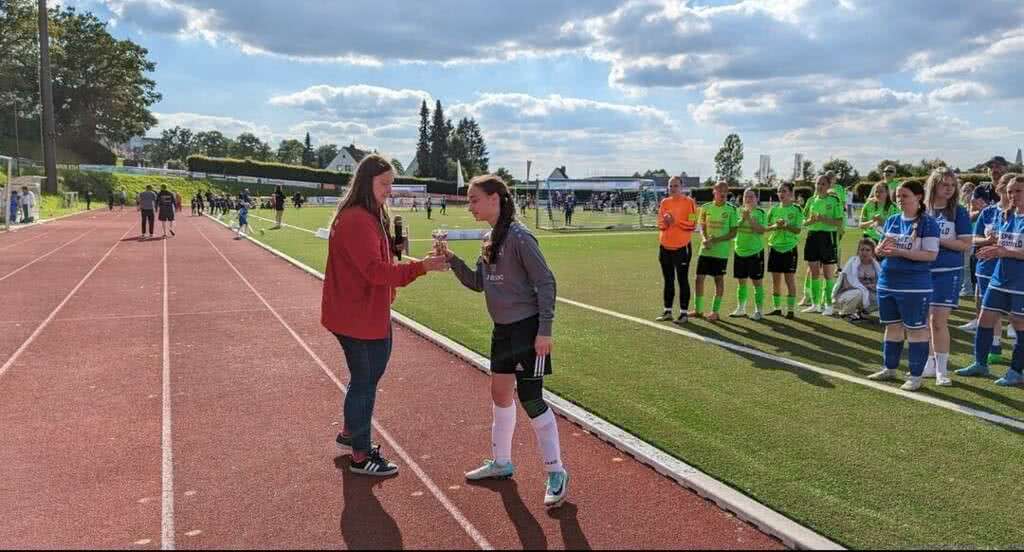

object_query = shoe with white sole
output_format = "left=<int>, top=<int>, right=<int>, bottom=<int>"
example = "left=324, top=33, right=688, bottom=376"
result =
left=921, top=357, right=936, bottom=378
left=750, top=310, right=763, bottom=321
left=349, top=446, right=398, bottom=477
left=544, top=470, right=569, bottom=508
left=936, top=375, right=953, bottom=387
left=654, top=310, right=673, bottom=322
left=901, top=377, right=923, bottom=391
left=822, top=305, right=834, bottom=316
left=868, top=368, right=898, bottom=381
left=801, top=305, right=819, bottom=314
left=956, top=363, right=991, bottom=377
left=994, top=369, right=1024, bottom=387
left=465, top=459, right=515, bottom=481
left=729, top=307, right=747, bottom=318
left=957, top=319, right=979, bottom=332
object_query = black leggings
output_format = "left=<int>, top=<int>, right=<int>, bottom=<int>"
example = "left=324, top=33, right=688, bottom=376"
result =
left=141, top=209, right=155, bottom=235
left=659, top=244, right=692, bottom=310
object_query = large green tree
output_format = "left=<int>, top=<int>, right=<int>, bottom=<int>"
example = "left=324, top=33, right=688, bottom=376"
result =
left=0, top=1, right=160, bottom=146
left=231, top=132, right=273, bottom=161
left=821, top=158, right=860, bottom=188
left=315, top=143, right=339, bottom=169
left=714, top=134, right=744, bottom=185
left=193, top=130, right=232, bottom=157
left=276, top=139, right=305, bottom=165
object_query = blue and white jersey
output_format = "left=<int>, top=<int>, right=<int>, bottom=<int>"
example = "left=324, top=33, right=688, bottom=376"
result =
left=975, top=204, right=1002, bottom=278
left=878, top=214, right=941, bottom=293
left=989, top=209, right=1024, bottom=295
left=929, top=205, right=972, bottom=271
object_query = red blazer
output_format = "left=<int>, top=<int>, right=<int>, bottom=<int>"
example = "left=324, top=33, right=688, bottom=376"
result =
left=321, top=206, right=426, bottom=339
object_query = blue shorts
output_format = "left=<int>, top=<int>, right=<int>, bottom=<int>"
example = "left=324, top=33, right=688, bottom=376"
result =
left=930, top=270, right=962, bottom=309
left=977, top=273, right=992, bottom=297
left=238, top=211, right=248, bottom=226
left=981, top=286, right=1024, bottom=318
left=878, top=290, right=931, bottom=330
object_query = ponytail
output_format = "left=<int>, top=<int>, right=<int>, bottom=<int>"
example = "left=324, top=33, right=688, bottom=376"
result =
left=469, top=174, right=517, bottom=265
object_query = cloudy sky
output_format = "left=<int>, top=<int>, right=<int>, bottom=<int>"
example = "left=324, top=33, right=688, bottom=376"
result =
left=66, top=0, right=1024, bottom=179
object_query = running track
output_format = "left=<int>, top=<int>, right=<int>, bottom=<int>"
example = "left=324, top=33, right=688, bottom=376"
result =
left=0, top=210, right=782, bottom=549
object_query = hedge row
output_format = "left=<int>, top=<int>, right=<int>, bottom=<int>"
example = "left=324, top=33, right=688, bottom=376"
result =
left=853, top=172, right=990, bottom=202
left=187, top=155, right=457, bottom=195
left=60, top=170, right=329, bottom=203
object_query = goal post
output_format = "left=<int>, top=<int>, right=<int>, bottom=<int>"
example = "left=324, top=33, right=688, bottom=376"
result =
left=535, top=177, right=661, bottom=231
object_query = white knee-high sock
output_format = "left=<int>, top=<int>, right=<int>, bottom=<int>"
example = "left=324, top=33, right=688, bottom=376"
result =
left=530, top=409, right=564, bottom=473
left=935, top=352, right=950, bottom=378
left=492, top=403, right=516, bottom=465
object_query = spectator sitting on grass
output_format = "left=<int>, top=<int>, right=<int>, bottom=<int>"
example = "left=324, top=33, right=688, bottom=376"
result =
left=833, top=238, right=880, bottom=322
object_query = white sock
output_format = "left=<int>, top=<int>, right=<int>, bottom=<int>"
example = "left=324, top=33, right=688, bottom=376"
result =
left=993, top=335, right=1001, bottom=347
left=529, top=409, right=563, bottom=473
left=935, top=353, right=950, bottom=378
left=491, top=403, right=516, bottom=465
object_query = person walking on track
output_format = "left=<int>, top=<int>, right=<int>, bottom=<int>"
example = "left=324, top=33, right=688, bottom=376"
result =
left=321, top=154, right=448, bottom=477
left=138, top=185, right=157, bottom=239
left=156, top=184, right=176, bottom=237
left=273, top=185, right=286, bottom=229
left=442, top=174, right=570, bottom=509
left=655, top=176, right=697, bottom=324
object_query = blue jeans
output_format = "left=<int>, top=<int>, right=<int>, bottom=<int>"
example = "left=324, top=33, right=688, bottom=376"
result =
left=335, top=331, right=392, bottom=453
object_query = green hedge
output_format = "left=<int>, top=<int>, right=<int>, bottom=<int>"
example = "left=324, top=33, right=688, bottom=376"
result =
left=853, top=173, right=990, bottom=202
left=60, top=170, right=331, bottom=203
left=186, top=155, right=457, bottom=195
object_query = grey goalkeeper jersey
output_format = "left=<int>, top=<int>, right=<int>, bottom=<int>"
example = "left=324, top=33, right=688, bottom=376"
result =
left=449, top=222, right=557, bottom=336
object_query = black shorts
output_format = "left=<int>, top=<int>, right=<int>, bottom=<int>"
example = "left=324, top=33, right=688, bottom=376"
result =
left=733, top=251, right=765, bottom=280
left=491, top=315, right=551, bottom=379
left=158, top=207, right=175, bottom=221
left=696, top=255, right=728, bottom=277
left=768, top=248, right=799, bottom=274
left=804, top=231, right=837, bottom=264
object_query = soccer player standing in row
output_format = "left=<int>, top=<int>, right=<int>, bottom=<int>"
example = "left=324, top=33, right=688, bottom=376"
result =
left=922, top=168, right=972, bottom=386
left=655, top=177, right=697, bottom=324
left=802, top=175, right=845, bottom=315
left=965, top=175, right=1013, bottom=365
left=445, top=174, right=569, bottom=507
left=869, top=181, right=940, bottom=391
left=691, top=181, right=739, bottom=321
left=958, top=175, right=1024, bottom=384
left=859, top=182, right=899, bottom=244
left=730, top=188, right=768, bottom=319
left=766, top=182, right=804, bottom=318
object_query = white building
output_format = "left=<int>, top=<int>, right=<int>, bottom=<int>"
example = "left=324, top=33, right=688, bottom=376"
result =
left=325, top=144, right=370, bottom=173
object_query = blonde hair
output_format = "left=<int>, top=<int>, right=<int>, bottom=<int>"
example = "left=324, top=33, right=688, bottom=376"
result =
left=924, top=166, right=959, bottom=221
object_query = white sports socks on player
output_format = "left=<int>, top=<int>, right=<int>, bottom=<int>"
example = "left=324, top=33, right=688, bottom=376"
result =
left=530, top=409, right=564, bottom=473
left=491, top=403, right=516, bottom=465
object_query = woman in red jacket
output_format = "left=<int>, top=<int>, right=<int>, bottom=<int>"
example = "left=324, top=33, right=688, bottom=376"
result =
left=322, top=154, right=448, bottom=476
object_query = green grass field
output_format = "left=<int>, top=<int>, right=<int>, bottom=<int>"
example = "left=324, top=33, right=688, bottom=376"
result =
left=224, top=204, right=1022, bottom=549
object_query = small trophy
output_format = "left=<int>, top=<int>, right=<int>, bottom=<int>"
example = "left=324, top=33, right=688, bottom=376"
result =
left=431, top=226, right=449, bottom=256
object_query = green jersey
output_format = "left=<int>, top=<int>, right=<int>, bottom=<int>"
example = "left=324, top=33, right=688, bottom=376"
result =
left=860, top=200, right=899, bottom=242
left=698, top=201, right=740, bottom=259
left=885, top=179, right=900, bottom=196
left=767, top=204, right=804, bottom=253
left=734, top=207, right=767, bottom=257
left=804, top=193, right=843, bottom=232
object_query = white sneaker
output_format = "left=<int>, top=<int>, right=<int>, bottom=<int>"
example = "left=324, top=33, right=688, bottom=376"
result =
left=1009, top=326, right=1017, bottom=340
left=868, top=368, right=898, bottom=381
left=921, top=357, right=936, bottom=378
left=958, top=319, right=979, bottom=332
left=901, top=377, right=923, bottom=391
left=751, top=310, right=763, bottom=321
left=822, top=305, right=834, bottom=316
left=936, top=375, right=953, bottom=387
left=801, top=305, right=819, bottom=313
left=815, top=304, right=825, bottom=314
left=729, top=307, right=747, bottom=318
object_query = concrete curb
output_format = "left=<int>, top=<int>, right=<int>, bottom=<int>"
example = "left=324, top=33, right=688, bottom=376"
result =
left=3, top=206, right=98, bottom=232
left=203, top=214, right=845, bottom=551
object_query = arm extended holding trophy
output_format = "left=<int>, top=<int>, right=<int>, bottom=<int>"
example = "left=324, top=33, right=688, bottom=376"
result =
left=435, top=228, right=486, bottom=292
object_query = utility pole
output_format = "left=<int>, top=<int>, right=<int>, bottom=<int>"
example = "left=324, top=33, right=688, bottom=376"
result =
left=37, top=0, right=58, bottom=193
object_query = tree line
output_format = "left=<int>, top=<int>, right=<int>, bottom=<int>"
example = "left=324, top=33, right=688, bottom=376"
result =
left=414, top=100, right=489, bottom=180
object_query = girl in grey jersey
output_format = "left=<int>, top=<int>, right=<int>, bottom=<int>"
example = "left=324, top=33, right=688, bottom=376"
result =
left=443, top=174, right=568, bottom=508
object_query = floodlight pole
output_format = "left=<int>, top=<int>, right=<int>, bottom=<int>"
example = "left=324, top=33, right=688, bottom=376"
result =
left=37, top=0, right=58, bottom=194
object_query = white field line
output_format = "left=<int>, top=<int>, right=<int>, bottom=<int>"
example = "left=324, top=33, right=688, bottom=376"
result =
left=248, top=214, right=317, bottom=234
left=0, top=229, right=93, bottom=283
left=194, top=221, right=493, bottom=551
left=203, top=214, right=840, bottom=550
left=161, top=238, right=176, bottom=551
left=0, top=225, right=133, bottom=382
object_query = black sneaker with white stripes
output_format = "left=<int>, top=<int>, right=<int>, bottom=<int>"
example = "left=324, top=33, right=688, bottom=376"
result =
left=335, top=433, right=379, bottom=452
left=349, top=446, right=398, bottom=477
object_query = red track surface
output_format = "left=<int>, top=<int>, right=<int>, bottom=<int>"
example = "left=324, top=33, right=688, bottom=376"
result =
left=0, top=212, right=784, bottom=550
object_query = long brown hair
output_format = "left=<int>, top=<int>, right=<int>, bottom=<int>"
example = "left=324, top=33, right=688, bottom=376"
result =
left=899, top=180, right=927, bottom=238
left=469, top=174, right=516, bottom=264
left=337, top=154, right=394, bottom=244
left=924, top=166, right=959, bottom=221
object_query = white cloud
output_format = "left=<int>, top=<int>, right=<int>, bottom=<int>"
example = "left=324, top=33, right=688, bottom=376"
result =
left=928, top=82, right=991, bottom=103
left=268, top=85, right=432, bottom=120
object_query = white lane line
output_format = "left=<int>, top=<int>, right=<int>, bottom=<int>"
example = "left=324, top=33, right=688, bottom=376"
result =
left=398, top=253, right=1024, bottom=432
left=161, top=238, right=176, bottom=551
left=0, top=225, right=133, bottom=382
left=0, top=230, right=53, bottom=251
left=0, top=229, right=93, bottom=283
left=194, top=223, right=493, bottom=551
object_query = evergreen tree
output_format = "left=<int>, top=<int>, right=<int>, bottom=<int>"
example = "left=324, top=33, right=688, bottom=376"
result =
left=302, top=132, right=316, bottom=167
left=415, top=100, right=431, bottom=177
left=429, top=100, right=449, bottom=179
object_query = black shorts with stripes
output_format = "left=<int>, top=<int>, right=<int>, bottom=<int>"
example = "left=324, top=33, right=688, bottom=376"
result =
left=490, top=315, right=552, bottom=378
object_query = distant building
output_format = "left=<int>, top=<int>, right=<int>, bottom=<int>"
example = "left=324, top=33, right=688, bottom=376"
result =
left=793, top=153, right=805, bottom=181
left=114, top=135, right=160, bottom=160
left=1016, top=148, right=1022, bottom=166
left=404, top=156, right=419, bottom=176
left=325, top=144, right=371, bottom=173
left=758, top=155, right=772, bottom=183
left=548, top=166, right=569, bottom=180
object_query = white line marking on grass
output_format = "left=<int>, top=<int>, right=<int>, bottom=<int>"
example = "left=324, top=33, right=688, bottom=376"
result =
left=194, top=222, right=493, bottom=551
left=0, top=225, right=132, bottom=382
left=201, top=218, right=839, bottom=550
left=0, top=230, right=52, bottom=250
left=0, top=229, right=93, bottom=283
left=556, top=297, right=1024, bottom=432
left=161, top=238, right=176, bottom=551
left=248, top=214, right=316, bottom=235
